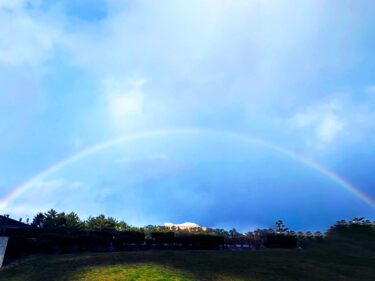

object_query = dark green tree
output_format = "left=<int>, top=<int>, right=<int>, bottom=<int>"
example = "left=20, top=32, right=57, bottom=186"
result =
left=65, top=212, right=84, bottom=229
left=31, top=212, right=46, bottom=228
left=44, top=209, right=62, bottom=228
left=275, top=220, right=289, bottom=234
left=85, top=214, right=118, bottom=230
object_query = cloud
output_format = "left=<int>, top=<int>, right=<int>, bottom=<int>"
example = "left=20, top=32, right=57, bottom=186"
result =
left=1, top=0, right=365, bottom=137
left=288, top=100, right=345, bottom=144
left=104, top=78, right=147, bottom=131
left=315, top=114, right=345, bottom=143
left=0, top=1, right=64, bottom=66
left=3, top=0, right=375, bottom=229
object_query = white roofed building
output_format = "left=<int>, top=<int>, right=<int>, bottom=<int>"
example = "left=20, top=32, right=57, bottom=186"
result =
left=164, top=222, right=210, bottom=232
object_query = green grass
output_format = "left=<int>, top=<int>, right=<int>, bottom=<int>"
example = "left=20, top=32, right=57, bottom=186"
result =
left=1, top=234, right=374, bottom=281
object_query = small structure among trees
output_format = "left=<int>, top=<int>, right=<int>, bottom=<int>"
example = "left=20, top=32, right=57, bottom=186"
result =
left=164, top=222, right=211, bottom=232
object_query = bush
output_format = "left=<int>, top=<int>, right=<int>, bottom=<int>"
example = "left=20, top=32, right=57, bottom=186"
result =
left=176, top=233, right=225, bottom=249
left=150, top=231, right=175, bottom=244
left=264, top=233, right=297, bottom=249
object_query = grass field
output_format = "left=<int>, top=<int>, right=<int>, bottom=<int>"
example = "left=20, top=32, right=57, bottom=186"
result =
left=1, top=236, right=374, bottom=281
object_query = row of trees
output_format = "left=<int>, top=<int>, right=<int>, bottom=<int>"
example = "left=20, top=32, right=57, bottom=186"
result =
left=29, top=210, right=375, bottom=241
left=31, top=210, right=134, bottom=231
left=29, top=210, right=334, bottom=240
left=4, top=210, right=373, bottom=261
left=333, top=217, right=374, bottom=226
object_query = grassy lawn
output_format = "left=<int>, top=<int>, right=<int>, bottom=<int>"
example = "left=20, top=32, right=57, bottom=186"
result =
left=0, top=238, right=374, bottom=281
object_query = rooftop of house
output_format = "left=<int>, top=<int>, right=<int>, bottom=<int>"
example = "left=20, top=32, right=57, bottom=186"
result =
left=0, top=215, right=31, bottom=229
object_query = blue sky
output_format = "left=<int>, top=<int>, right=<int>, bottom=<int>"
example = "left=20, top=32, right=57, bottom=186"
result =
left=1, top=0, right=375, bottom=231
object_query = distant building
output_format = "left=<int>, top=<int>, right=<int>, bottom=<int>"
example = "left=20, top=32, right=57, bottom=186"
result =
left=164, top=222, right=211, bottom=232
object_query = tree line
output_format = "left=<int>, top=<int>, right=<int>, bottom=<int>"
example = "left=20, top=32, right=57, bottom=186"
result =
left=31, top=209, right=134, bottom=231
left=4, top=210, right=375, bottom=261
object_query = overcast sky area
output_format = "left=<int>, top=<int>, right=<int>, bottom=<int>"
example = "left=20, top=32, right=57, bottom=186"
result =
left=1, top=0, right=375, bottom=231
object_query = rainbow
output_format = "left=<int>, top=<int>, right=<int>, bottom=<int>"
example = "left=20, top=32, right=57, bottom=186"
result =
left=0, top=128, right=374, bottom=210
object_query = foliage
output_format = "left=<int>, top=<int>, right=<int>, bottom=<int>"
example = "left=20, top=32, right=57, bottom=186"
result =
left=85, top=214, right=118, bottom=230
left=275, top=220, right=289, bottom=233
left=12, top=211, right=371, bottom=256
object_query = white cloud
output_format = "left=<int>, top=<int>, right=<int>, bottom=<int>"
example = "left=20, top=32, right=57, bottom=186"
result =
left=104, top=78, right=147, bottom=131
left=0, top=2, right=64, bottom=66
left=0, top=0, right=351, bottom=135
left=288, top=100, right=345, bottom=144
left=315, top=114, right=345, bottom=143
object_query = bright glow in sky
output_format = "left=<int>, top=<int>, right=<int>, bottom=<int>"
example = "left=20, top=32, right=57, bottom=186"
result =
left=1, top=0, right=375, bottom=230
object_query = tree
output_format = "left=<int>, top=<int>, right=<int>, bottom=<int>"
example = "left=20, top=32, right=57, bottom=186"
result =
left=228, top=228, right=240, bottom=240
left=275, top=220, right=289, bottom=234
left=31, top=212, right=46, bottom=228
left=65, top=212, right=83, bottom=229
left=314, top=231, right=323, bottom=240
left=85, top=214, right=118, bottom=230
left=350, top=217, right=364, bottom=224
left=117, top=221, right=133, bottom=231
left=305, top=231, right=313, bottom=240
left=214, top=228, right=229, bottom=238
left=43, top=209, right=63, bottom=228
left=336, top=220, right=347, bottom=226
left=228, top=228, right=243, bottom=246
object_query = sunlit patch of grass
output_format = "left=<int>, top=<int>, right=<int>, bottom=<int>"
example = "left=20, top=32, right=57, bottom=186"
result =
left=71, top=263, right=196, bottom=281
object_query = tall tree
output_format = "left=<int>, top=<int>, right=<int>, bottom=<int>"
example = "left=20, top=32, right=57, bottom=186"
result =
left=65, top=212, right=83, bottom=229
left=31, top=212, right=46, bottom=228
left=275, top=220, right=288, bottom=234
left=85, top=214, right=118, bottom=230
